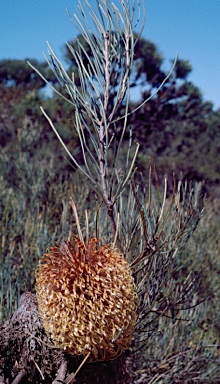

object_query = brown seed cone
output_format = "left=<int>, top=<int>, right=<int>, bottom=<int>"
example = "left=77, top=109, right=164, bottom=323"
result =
left=35, top=236, right=138, bottom=361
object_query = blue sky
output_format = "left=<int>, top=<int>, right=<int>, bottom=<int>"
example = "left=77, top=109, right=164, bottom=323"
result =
left=1, top=0, right=220, bottom=109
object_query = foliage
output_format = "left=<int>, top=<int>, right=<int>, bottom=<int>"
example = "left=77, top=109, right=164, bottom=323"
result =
left=0, top=59, right=56, bottom=89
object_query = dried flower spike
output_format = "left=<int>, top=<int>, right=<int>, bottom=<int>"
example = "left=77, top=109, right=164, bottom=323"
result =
left=35, top=236, right=138, bottom=361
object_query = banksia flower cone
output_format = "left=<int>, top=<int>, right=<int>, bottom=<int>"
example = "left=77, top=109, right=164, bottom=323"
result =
left=35, top=236, right=138, bottom=361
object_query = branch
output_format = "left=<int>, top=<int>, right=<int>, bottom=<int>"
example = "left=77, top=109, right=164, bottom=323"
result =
left=52, top=358, right=68, bottom=384
left=112, top=54, right=178, bottom=124
left=11, top=370, right=26, bottom=384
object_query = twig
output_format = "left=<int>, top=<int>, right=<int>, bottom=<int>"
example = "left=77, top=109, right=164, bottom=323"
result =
left=112, top=326, right=125, bottom=343
left=25, top=331, right=58, bottom=349
left=69, top=197, right=85, bottom=248
left=65, top=352, right=90, bottom=384
left=30, top=356, right=45, bottom=381
left=113, top=212, right=120, bottom=247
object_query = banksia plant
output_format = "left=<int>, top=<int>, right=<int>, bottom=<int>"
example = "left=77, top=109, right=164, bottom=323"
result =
left=36, top=235, right=138, bottom=361
left=29, top=0, right=207, bottom=382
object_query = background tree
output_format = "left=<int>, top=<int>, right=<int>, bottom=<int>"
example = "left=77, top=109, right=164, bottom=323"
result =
left=1, top=34, right=219, bottom=197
